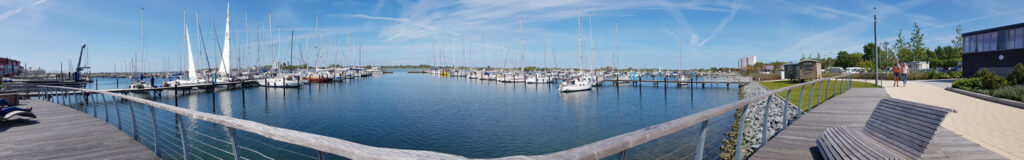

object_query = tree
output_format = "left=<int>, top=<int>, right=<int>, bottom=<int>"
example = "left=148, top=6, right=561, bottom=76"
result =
left=863, top=43, right=877, bottom=62
left=953, top=24, right=963, bottom=50
left=910, top=23, right=927, bottom=61
left=835, top=51, right=864, bottom=68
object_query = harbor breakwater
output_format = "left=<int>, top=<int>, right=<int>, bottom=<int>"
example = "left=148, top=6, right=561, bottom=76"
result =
left=719, top=82, right=799, bottom=159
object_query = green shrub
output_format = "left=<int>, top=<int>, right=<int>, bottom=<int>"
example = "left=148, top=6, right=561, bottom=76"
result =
left=992, top=85, right=1024, bottom=101
left=938, top=72, right=952, bottom=79
left=953, top=78, right=983, bottom=90
left=976, top=69, right=1008, bottom=89
left=949, top=70, right=963, bottom=78
left=1007, top=63, right=1024, bottom=85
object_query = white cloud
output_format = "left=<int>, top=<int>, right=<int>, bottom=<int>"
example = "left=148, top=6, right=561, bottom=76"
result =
left=0, top=0, right=47, bottom=22
left=372, top=0, right=736, bottom=42
left=696, top=0, right=744, bottom=47
left=335, top=13, right=410, bottom=22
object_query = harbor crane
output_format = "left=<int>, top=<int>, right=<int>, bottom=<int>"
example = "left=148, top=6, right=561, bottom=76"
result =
left=74, top=44, right=89, bottom=82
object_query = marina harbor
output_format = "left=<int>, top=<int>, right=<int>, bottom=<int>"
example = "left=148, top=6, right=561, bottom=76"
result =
left=2, top=0, right=1022, bottom=159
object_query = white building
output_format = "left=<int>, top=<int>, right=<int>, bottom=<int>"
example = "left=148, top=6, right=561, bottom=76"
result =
left=907, top=61, right=929, bottom=70
left=738, top=56, right=756, bottom=69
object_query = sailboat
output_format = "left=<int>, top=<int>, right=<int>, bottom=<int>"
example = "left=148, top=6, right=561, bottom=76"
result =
left=503, top=17, right=528, bottom=83
left=527, top=28, right=553, bottom=84
left=214, top=2, right=234, bottom=84
left=166, top=9, right=212, bottom=87
left=560, top=9, right=593, bottom=92
left=129, top=8, right=153, bottom=90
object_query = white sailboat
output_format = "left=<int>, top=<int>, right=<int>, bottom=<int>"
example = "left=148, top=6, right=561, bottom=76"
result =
left=130, top=8, right=153, bottom=90
left=560, top=9, right=593, bottom=92
left=215, top=2, right=233, bottom=83
left=166, top=9, right=211, bottom=87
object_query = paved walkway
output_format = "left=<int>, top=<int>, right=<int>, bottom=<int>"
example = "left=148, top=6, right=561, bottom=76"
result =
left=750, top=88, right=1004, bottom=160
left=0, top=99, right=157, bottom=159
left=875, top=79, right=1024, bottom=159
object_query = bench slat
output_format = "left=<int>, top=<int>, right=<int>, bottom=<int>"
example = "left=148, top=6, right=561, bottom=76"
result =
left=877, top=100, right=948, bottom=125
left=868, top=109, right=939, bottom=141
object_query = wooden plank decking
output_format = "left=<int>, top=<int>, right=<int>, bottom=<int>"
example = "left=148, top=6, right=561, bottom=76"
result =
left=750, top=88, right=1005, bottom=160
left=0, top=99, right=157, bottom=159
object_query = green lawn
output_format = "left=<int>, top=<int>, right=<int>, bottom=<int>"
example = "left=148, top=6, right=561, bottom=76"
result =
left=759, top=80, right=879, bottom=111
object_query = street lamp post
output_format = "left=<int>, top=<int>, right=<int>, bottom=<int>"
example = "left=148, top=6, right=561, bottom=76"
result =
left=874, top=7, right=879, bottom=86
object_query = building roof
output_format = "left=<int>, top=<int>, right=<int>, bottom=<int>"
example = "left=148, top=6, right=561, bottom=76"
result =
left=963, top=22, right=1024, bottom=36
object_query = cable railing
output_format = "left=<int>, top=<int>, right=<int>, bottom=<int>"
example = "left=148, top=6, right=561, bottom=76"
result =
left=31, top=74, right=853, bottom=160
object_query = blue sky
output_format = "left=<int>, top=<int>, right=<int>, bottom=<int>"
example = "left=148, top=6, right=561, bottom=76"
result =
left=2, top=0, right=1023, bottom=72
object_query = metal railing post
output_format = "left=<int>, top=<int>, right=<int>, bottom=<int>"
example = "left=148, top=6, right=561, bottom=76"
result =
left=797, top=85, right=806, bottom=117
left=103, top=95, right=109, bottom=123
left=175, top=114, right=190, bottom=160
left=694, top=120, right=709, bottom=160
left=734, top=105, right=750, bottom=159
left=618, top=150, right=627, bottom=160
left=843, top=76, right=851, bottom=91
left=227, top=127, right=241, bottom=160
left=115, top=97, right=122, bottom=130
left=317, top=151, right=325, bottom=160
left=149, top=105, right=159, bottom=157
left=783, top=89, right=792, bottom=129
left=825, top=79, right=831, bottom=99
left=129, top=103, right=137, bottom=140
left=817, top=81, right=824, bottom=106
left=760, top=96, right=771, bottom=149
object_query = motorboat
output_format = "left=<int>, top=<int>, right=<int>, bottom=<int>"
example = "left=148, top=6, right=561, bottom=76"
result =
left=526, top=73, right=553, bottom=83
left=258, top=75, right=301, bottom=88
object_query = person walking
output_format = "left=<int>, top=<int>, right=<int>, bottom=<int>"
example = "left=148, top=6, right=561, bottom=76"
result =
left=892, top=60, right=900, bottom=87
left=902, top=62, right=910, bottom=87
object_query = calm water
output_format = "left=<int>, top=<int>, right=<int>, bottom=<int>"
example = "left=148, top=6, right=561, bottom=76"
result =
left=70, top=70, right=741, bottom=159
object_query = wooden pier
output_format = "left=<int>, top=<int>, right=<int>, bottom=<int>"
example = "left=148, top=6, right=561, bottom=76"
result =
left=103, top=80, right=257, bottom=93
left=0, top=100, right=157, bottom=159
left=14, top=80, right=258, bottom=97
left=749, top=88, right=1004, bottom=159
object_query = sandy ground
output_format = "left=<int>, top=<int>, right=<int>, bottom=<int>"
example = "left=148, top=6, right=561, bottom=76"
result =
left=856, top=79, right=1024, bottom=159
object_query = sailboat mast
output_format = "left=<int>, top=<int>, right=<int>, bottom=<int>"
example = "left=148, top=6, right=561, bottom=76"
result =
left=615, top=21, right=618, bottom=72
left=140, top=8, right=144, bottom=74
left=290, top=31, right=294, bottom=66
left=314, top=16, right=319, bottom=68
left=588, top=12, right=595, bottom=72
left=481, top=35, right=485, bottom=68
left=520, top=17, right=525, bottom=72
left=576, top=9, right=583, bottom=73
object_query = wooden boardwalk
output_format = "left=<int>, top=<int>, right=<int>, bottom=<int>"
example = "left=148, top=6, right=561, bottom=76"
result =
left=750, top=88, right=1005, bottom=160
left=0, top=100, right=157, bottom=159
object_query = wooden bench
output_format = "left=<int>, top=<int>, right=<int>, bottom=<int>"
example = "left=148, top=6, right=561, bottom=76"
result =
left=815, top=98, right=953, bottom=160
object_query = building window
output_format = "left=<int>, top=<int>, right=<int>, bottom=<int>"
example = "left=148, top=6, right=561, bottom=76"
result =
left=990, top=32, right=998, bottom=51
left=978, top=34, right=985, bottom=52
left=1011, top=29, right=1019, bottom=49
left=1017, top=28, right=1024, bottom=49
left=964, top=36, right=971, bottom=53
left=1010, top=29, right=1016, bottom=49
left=970, top=34, right=978, bottom=52
left=981, top=34, right=988, bottom=52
